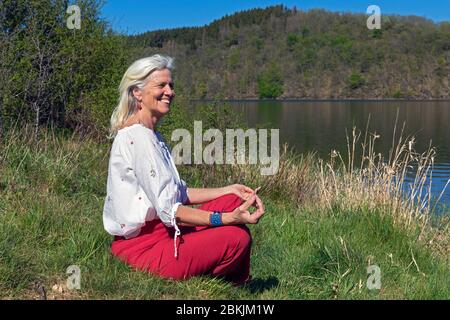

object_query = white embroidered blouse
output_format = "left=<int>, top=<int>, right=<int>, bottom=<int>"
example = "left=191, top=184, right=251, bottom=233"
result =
left=102, top=123, right=189, bottom=257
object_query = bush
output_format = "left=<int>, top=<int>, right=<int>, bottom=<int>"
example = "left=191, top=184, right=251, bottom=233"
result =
left=347, top=73, right=366, bottom=89
left=287, top=33, right=299, bottom=50
left=257, top=63, right=284, bottom=99
left=0, top=0, right=127, bottom=136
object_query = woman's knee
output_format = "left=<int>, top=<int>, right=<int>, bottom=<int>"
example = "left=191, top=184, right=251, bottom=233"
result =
left=222, top=225, right=252, bottom=250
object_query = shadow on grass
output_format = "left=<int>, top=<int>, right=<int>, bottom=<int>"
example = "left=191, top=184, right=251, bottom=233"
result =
left=244, top=276, right=279, bottom=294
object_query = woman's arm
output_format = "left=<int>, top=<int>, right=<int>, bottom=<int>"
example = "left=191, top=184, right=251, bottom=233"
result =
left=176, top=194, right=264, bottom=227
left=187, top=184, right=255, bottom=205
left=186, top=187, right=228, bottom=205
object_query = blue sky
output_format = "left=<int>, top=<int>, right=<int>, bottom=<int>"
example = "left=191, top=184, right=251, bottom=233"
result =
left=101, top=0, right=450, bottom=35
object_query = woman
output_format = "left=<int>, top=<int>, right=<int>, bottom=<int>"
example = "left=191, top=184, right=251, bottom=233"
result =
left=103, top=54, right=265, bottom=286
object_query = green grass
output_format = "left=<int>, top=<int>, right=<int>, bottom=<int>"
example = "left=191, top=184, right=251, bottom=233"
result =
left=0, top=127, right=448, bottom=299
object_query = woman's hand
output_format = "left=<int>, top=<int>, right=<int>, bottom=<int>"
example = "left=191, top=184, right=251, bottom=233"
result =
left=227, top=192, right=265, bottom=225
left=224, top=184, right=255, bottom=200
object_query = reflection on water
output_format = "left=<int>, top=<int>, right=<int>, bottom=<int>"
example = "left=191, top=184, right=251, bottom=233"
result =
left=202, top=100, right=450, bottom=206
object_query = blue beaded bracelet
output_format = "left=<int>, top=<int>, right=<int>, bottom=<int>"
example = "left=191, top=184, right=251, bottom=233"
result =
left=210, top=211, right=223, bottom=226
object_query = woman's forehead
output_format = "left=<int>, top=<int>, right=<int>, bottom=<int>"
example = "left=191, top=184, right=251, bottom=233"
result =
left=148, top=69, right=172, bottom=82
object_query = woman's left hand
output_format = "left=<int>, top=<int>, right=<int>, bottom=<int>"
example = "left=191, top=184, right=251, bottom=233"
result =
left=225, top=184, right=255, bottom=200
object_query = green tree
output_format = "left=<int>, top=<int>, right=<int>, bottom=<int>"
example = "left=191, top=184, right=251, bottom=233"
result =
left=257, top=63, right=284, bottom=99
left=347, top=73, right=366, bottom=90
left=0, top=0, right=127, bottom=136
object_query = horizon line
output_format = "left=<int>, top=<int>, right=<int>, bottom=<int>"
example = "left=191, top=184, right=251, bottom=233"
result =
left=104, top=5, right=449, bottom=36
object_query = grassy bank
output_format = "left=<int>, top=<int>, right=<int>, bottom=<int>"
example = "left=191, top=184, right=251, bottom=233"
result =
left=0, top=125, right=448, bottom=299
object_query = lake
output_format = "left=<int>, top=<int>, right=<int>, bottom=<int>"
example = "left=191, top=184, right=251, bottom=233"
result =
left=202, top=100, right=450, bottom=207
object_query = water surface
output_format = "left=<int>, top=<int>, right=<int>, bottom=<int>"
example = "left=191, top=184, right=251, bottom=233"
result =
left=210, top=100, right=450, bottom=206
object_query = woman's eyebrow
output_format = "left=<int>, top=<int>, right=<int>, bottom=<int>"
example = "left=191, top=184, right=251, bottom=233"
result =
left=159, top=82, right=174, bottom=88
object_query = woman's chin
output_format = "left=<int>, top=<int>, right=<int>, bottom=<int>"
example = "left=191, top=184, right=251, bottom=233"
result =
left=160, top=105, right=171, bottom=115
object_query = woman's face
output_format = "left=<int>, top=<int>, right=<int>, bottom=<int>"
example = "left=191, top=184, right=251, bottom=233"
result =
left=135, top=68, right=175, bottom=117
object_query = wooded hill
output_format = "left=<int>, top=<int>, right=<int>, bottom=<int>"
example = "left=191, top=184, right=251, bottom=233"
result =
left=1, top=2, right=449, bottom=135
left=128, top=5, right=450, bottom=99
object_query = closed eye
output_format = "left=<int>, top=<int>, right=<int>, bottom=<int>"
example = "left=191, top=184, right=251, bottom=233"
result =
left=159, top=82, right=174, bottom=89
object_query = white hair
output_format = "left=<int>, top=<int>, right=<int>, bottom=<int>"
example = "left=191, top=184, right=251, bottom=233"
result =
left=109, top=54, right=174, bottom=138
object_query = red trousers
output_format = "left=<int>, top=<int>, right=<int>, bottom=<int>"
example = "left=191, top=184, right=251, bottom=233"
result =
left=111, top=194, right=252, bottom=285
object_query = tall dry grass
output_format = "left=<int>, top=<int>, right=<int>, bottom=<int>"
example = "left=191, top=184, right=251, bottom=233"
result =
left=318, top=120, right=449, bottom=231
left=3, top=121, right=448, bottom=235
left=179, top=144, right=318, bottom=206
left=181, top=119, right=449, bottom=235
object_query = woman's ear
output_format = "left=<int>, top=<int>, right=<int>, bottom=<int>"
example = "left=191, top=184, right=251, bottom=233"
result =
left=132, top=87, right=143, bottom=101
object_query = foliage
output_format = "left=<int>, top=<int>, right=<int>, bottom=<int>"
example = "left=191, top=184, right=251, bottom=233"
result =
left=0, top=0, right=127, bottom=135
left=1, top=3, right=449, bottom=137
left=347, top=73, right=366, bottom=90
left=128, top=6, right=450, bottom=100
left=257, top=63, right=284, bottom=99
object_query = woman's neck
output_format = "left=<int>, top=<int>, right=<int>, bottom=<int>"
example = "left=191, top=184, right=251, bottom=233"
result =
left=124, top=110, right=160, bottom=131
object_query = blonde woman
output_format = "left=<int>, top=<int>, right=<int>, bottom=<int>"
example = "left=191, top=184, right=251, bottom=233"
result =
left=103, top=54, right=265, bottom=285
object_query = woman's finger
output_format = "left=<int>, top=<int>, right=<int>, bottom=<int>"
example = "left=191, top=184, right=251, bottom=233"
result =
left=239, top=194, right=256, bottom=211
left=251, top=194, right=263, bottom=209
left=255, top=195, right=265, bottom=213
left=249, top=207, right=264, bottom=224
left=243, top=185, right=254, bottom=193
left=237, top=190, right=251, bottom=200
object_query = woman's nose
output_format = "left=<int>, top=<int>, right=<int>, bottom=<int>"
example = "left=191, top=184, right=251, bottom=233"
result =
left=164, top=85, right=174, bottom=96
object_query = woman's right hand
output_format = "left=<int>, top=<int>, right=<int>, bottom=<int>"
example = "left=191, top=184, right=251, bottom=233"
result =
left=228, top=193, right=265, bottom=225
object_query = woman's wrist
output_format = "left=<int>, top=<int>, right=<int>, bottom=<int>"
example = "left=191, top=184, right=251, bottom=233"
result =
left=221, top=211, right=239, bottom=225
left=221, top=185, right=231, bottom=196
